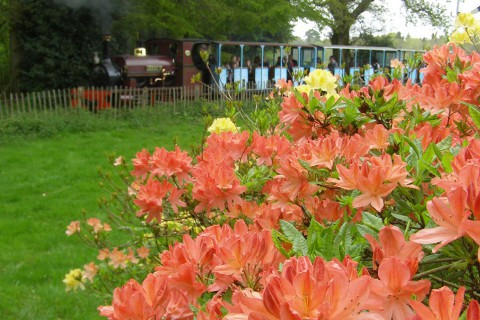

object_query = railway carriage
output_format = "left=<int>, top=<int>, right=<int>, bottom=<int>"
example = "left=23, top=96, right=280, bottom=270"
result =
left=73, top=37, right=425, bottom=109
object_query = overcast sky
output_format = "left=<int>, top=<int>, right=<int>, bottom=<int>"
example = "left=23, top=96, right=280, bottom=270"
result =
left=293, top=0, right=479, bottom=39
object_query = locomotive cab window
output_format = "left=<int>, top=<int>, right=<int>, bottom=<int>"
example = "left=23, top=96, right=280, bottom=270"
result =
left=168, top=43, right=178, bottom=58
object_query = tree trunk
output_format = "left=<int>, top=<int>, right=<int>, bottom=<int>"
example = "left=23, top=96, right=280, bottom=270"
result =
left=330, top=24, right=352, bottom=72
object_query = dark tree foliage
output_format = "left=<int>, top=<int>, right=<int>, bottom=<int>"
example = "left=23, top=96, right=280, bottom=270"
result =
left=16, top=0, right=102, bottom=91
left=0, top=0, right=11, bottom=90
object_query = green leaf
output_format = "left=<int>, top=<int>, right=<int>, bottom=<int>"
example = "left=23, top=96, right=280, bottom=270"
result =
left=402, top=135, right=421, bottom=159
left=280, top=220, right=307, bottom=256
left=467, top=102, right=480, bottom=129
left=436, top=135, right=452, bottom=152
left=422, top=144, right=436, bottom=163
left=391, top=212, right=412, bottom=223
left=362, top=211, right=384, bottom=232
left=441, top=151, right=454, bottom=174
left=271, top=229, right=290, bottom=257
left=356, top=224, right=378, bottom=238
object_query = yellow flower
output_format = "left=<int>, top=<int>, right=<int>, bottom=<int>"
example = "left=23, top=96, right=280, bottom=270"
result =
left=294, top=84, right=312, bottom=94
left=207, top=118, right=238, bottom=134
left=304, top=69, right=338, bottom=94
left=325, top=92, right=340, bottom=101
left=456, top=13, right=477, bottom=29
left=450, top=30, right=472, bottom=45
left=63, top=269, right=86, bottom=292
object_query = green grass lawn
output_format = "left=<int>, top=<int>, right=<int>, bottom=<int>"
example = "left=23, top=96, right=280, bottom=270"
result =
left=0, top=111, right=205, bottom=319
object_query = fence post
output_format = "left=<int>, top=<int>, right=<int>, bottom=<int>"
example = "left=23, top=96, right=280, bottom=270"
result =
left=42, top=91, right=47, bottom=114
left=9, top=93, right=14, bottom=117
left=62, top=89, right=68, bottom=114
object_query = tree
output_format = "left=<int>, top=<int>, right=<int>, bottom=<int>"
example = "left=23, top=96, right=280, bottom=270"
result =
left=305, top=28, right=322, bottom=43
left=292, top=0, right=449, bottom=45
left=124, top=0, right=293, bottom=42
left=353, top=32, right=395, bottom=47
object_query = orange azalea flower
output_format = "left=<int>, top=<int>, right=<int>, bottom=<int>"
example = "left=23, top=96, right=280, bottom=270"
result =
left=149, top=146, right=192, bottom=184
left=225, top=256, right=377, bottom=319
left=422, top=43, right=468, bottom=85
left=99, top=279, right=154, bottom=320
left=226, top=201, right=260, bottom=219
left=167, top=187, right=186, bottom=214
left=340, top=134, right=370, bottom=161
left=274, top=79, right=293, bottom=92
left=329, top=162, right=360, bottom=190
left=369, top=75, right=390, bottom=92
left=87, top=218, right=103, bottom=233
left=372, top=257, right=430, bottom=320
left=252, top=203, right=284, bottom=230
left=65, top=221, right=80, bottom=236
left=417, top=81, right=469, bottom=115
left=352, top=164, right=397, bottom=212
left=136, top=246, right=150, bottom=259
left=370, top=154, right=417, bottom=189
left=364, top=124, right=391, bottom=150
left=128, top=181, right=140, bottom=196
left=409, top=286, right=465, bottom=320
left=365, top=225, right=424, bottom=274
left=279, top=92, right=307, bottom=126
left=414, top=119, right=453, bottom=151
left=83, top=262, right=98, bottom=282
left=331, top=155, right=415, bottom=212
left=108, top=248, right=130, bottom=269
left=133, top=179, right=172, bottom=223
left=461, top=219, right=480, bottom=261
left=130, top=148, right=151, bottom=180
left=156, top=233, right=217, bottom=287
left=252, top=132, right=291, bottom=166
left=305, top=133, right=342, bottom=169
left=192, top=160, right=246, bottom=213
left=99, top=274, right=194, bottom=320
left=411, top=188, right=471, bottom=253
left=309, top=198, right=344, bottom=223
left=202, top=131, right=250, bottom=164
left=468, top=300, right=479, bottom=320
left=97, top=248, right=110, bottom=261
left=213, top=228, right=284, bottom=291
left=462, top=62, right=480, bottom=101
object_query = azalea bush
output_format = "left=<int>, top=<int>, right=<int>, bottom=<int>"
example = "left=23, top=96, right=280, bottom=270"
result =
left=64, top=43, right=480, bottom=319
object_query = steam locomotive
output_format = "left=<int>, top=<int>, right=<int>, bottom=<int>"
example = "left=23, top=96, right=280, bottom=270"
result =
left=90, top=35, right=176, bottom=88
left=72, top=36, right=210, bottom=109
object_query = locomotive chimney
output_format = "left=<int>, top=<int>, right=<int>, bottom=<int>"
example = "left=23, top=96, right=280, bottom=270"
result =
left=102, top=35, right=112, bottom=60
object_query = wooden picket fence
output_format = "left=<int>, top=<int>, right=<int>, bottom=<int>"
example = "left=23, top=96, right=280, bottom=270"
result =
left=0, top=84, right=272, bottom=120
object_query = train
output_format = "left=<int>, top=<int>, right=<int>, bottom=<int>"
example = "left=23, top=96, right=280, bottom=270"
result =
left=73, top=36, right=424, bottom=109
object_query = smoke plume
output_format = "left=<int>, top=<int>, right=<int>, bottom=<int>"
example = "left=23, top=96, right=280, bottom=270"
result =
left=54, top=0, right=113, bottom=32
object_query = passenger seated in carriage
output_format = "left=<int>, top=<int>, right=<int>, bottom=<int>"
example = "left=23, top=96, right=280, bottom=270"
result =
left=226, top=55, right=239, bottom=83
left=245, top=59, right=254, bottom=84
left=373, top=59, right=381, bottom=73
